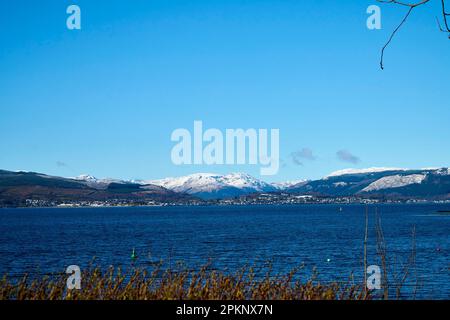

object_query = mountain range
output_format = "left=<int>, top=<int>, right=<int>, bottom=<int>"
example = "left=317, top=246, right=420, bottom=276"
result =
left=1, top=167, right=450, bottom=206
left=144, top=168, right=450, bottom=200
left=287, top=167, right=450, bottom=200
left=0, top=169, right=193, bottom=207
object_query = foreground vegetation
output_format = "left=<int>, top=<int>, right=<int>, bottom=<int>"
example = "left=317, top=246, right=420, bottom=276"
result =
left=0, top=264, right=368, bottom=300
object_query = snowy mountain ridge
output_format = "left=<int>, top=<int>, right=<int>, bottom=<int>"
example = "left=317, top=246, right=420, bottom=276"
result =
left=148, top=173, right=277, bottom=199
left=361, top=174, right=427, bottom=192
left=325, top=167, right=408, bottom=178
left=70, top=167, right=450, bottom=199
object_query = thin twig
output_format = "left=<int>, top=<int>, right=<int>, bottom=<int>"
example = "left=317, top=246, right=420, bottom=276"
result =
left=380, top=6, right=414, bottom=69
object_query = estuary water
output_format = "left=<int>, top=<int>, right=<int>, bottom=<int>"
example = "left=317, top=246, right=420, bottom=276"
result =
left=0, top=204, right=448, bottom=299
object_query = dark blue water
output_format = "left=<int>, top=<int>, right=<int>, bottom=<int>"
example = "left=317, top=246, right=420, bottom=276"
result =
left=0, top=204, right=449, bottom=299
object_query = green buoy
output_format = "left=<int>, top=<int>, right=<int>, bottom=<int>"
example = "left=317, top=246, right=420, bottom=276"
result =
left=131, top=248, right=138, bottom=261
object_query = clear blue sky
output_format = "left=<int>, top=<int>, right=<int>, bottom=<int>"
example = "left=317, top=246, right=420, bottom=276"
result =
left=1, top=0, right=449, bottom=182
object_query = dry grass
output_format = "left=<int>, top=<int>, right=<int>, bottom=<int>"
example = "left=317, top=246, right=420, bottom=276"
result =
left=0, top=263, right=368, bottom=300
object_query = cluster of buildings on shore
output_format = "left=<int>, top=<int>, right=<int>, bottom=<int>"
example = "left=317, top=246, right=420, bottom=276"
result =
left=18, top=194, right=450, bottom=208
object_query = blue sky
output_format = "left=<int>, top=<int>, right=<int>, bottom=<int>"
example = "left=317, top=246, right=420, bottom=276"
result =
left=1, top=0, right=449, bottom=182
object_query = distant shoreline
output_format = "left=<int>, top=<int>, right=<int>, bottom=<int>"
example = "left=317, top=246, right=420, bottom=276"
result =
left=1, top=201, right=450, bottom=210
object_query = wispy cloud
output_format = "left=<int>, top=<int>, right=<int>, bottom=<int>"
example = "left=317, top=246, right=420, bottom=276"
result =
left=290, top=148, right=317, bottom=166
left=336, top=150, right=360, bottom=164
left=56, top=161, right=67, bottom=167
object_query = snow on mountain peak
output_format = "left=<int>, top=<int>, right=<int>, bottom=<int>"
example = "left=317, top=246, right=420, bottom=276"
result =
left=433, top=167, right=450, bottom=176
left=72, top=174, right=124, bottom=189
left=325, top=167, right=408, bottom=178
left=362, top=174, right=427, bottom=192
left=222, top=172, right=273, bottom=190
left=149, top=172, right=275, bottom=196
left=74, top=174, right=97, bottom=181
left=272, top=179, right=308, bottom=190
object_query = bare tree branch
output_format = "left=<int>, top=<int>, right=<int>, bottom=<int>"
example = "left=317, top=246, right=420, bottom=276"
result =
left=377, top=0, right=449, bottom=69
left=378, top=0, right=430, bottom=8
left=438, top=0, right=450, bottom=34
left=380, top=6, right=414, bottom=69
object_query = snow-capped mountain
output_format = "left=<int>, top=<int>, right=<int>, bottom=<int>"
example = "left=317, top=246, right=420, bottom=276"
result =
left=272, top=179, right=308, bottom=190
left=2, top=167, right=450, bottom=204
left=149, top=173, right=277, bottom=199
left=287, top=167, right=450, bottom=199
left=0, top=169, right=192, bottom=207
left=325, top=167, right=408, bottom=179
left=362, top=174, right=427, bottom=192
left=69, top=167, right=450, bottom=200
left=73, top=174, right=125, bottom=190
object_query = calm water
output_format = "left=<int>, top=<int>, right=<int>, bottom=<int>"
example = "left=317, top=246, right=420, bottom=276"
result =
left=0, top=204, right=449, bottom=299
